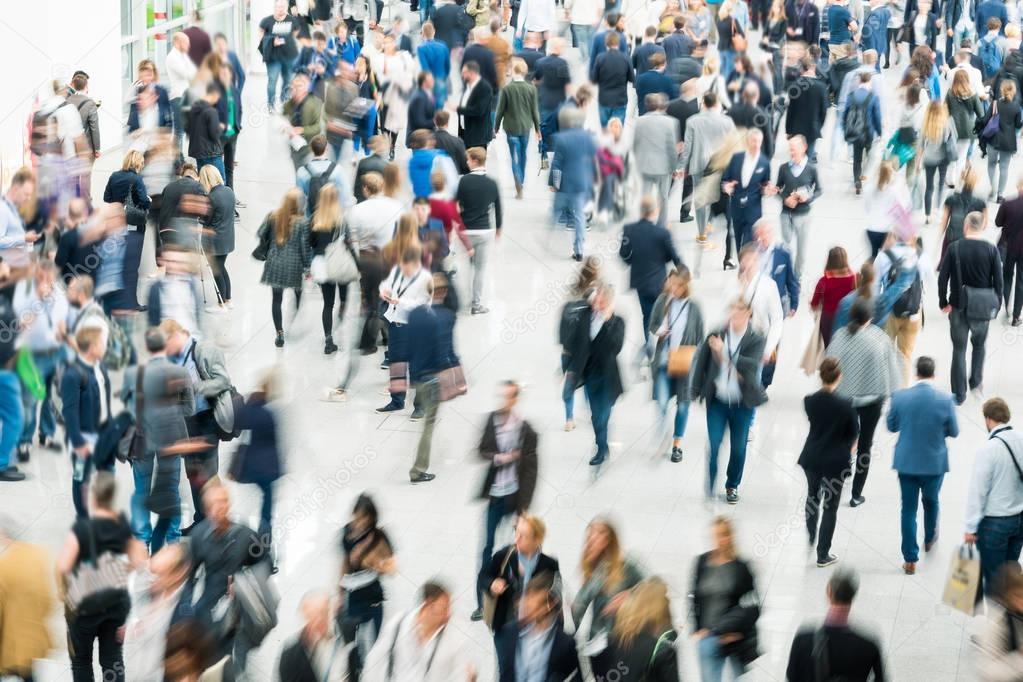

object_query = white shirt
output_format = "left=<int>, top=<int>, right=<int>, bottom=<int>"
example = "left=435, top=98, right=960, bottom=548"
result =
left=566, top=0, right=601, bottom=24
left=362, top=609, right=474, bottom=682
left=13, top=280, right=69, bottom=351
left=945, top=62, right=985, bottom=98
left=380, top=266, right=431, bottom=324
left=165, top=48, right=197, bottom=99
left=713, top=326, right=745, bottom=402
left=740, top=153, right=759, bottom=188
left=721, top=274, right=784, bottom=355
left=459, top=78, right=478, bottom=130
left=347, top=196, right=401, bottom=251
left=965, top=426, right=1023, bottom=533
left=159, top=275, right=199, bottom=338
left=517, top=0, right=557, bottom=33
left=40, top=96, right=84, bottom=159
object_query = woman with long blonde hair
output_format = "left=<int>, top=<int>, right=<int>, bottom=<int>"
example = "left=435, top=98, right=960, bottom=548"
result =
left=308, top=184, right=351, bottom=355
left=260, top=187, right=311, bottom=347
left=938, top=164, right=987, bottom=262
left=697, top=55, right=730, bottom=109
left=572, top=517, right=645, bottom=679
left=609, top=577, right=679, bottom=681
left=198, top=164, right=236, bottom=309
left=381, top=212, right=422, bottom=268
left=691, top=516, right=761, bottom=681
left=918, top=100, right=957, bottom=223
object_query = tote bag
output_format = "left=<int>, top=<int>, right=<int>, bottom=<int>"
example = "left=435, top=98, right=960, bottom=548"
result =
left=942, top=544, right=981, bottom=615
left=799, top=309, right=826, bottom=376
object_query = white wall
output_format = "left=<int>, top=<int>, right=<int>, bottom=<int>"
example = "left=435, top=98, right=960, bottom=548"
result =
left=0, top=0, right=122, bottom=183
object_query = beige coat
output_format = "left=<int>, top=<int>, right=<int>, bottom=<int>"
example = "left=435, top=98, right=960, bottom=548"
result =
left=0, top=541, right=55, bottom=676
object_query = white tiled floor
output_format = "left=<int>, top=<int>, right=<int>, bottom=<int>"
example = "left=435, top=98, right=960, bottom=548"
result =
left=10, top=34, right=1023, bottom=682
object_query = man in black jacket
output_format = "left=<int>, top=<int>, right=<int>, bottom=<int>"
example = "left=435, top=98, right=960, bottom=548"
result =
left=495, top=571, right=580, bottom=682
left=667, top=79, right=701, bottom=222
left=187, top=82, right=224, bottom=180
left=620, top=196, right=683, bottom=347
left=461, top=31, right=499, bottom=93
left=728, top=82, right=775, bottom=159
left=786, top=570, right=886, bottom=681
left=158, top=163, right=206, bottom=245
left=432, top=0, right=473, bottom=50
left=784, top=57, right=829, bottom=161
left=456, top=61, right=494, bottom=148
left=471, top=381, right=539, bottom=620
left=406, top=72, right=437, bottom=145
left=590, top=31, right=633, bottom=128
left=433, top=110, right=469, bottom=174
left=938, top=210, right=1004, bottom=404
left=278, top=591, right=357, bottom=681
left=566, top=283, right=625, bottom=467
left=997, top=177, right=1023, bottom=325
left=690, top=299, right=767, bottom=504
left=61, top=325, right=111, bottom=517
left=533, top=39, right=571, bottom=167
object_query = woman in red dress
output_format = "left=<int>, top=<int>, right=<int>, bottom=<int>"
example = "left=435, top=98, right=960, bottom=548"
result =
left=810, top=247, right=858, bottom=347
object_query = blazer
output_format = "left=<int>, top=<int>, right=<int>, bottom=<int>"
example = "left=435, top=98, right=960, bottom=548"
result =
left=127, top=84, right=174, bottom=133
left=798, top=389, right=859, bottom=477
left=579, top=314, right=626, bottom=399
left=888, top=382, right=959, bottom=476
left=786, top=0, right=821, bottom=45
left=418, top=39, right=452, bottom=80
left=495, top=619, right=580, bottom=682
left=619, top=218, right=682, bottom=297
left=689, top=325, right=768, bottom=408
left=462, top=43, right=499, bottom=92
left=354, top=153, right=388, bottom=202
left=728, top=103, right=775, bottom=159
left=103, top=170, right=151, bottom=210
left=721, top=152, right=771, bottom=225
left=406, top=88, right=436, bottom=144
left=278, top=635, right=357, bottom=682
left=785, top=76, right=826, bottom=141
left=765, top=245, right=801, bottom=312
left=678, top=110, right=736, bottom=176
left=66, top=92, right=100, bottom=153
left=157, top=176, right=205, bottom=230
left=407, top=303, right=459, bottom=381
left=457, top=77, right=495, bottom=148
left=632, top=112, right=680, bottom=177
left=60, top=358, right=112, bottom=449
left=433, top=2, right=474, bottom=48
left=477, top=413, right=539, bottom=510
left=689, top=552, right=760, bottom=664
left=433, top=129, right=469, bottom=174
left=483, top=547, right=561, bottom=635
left=549, top=128, right=598, bottom=195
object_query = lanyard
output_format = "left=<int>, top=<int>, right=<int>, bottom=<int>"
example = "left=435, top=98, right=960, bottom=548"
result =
left=394, top=270, right=422, bottom=300
left=724, top=329, right=743, bottom=384
left=178, top=339, right=196, bottom=368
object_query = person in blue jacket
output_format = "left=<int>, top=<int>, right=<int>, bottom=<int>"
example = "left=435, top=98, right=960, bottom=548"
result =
left=418, top=21, right=452, bottom=107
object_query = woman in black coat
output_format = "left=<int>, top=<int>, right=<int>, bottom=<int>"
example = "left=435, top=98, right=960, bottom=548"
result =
left=609, top=577, right=680, bottom=681
left=799, top=358, right=859, bottom=568
left=199, top=164, right=235, bottom=310
left=231, top=377, right=282, bottom=555
left=986, top=79, right=1023, bottom=202
left=103, top=150, right=151, bottom=311
left=691, top=516, right=761, bottom=680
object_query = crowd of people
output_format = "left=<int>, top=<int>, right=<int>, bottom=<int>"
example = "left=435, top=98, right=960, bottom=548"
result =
left=6, top=0, right=1023, bottom=677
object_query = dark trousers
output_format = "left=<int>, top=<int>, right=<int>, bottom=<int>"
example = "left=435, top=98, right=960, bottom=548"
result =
left=734, top=217, right=756, bottom=252
left=761, top=357, right=777, bottom=388
left=852, top=141, right=870, bottom=187
left=583, top=373, right=616, bottom=458
left=977, top=513, right=1023, bottom=595
left=1003, top=251, right=1023, bottom=320
left=923, top=161, right=949, bottom=217
left=706, top=398, right=755, bottom=493
left=898, top=473, right=944, bottom=563
left=679, top=173, right=694, bottom=219
left=184, top=409, right=220, bottom=524
left=357, top=251, right=386, bottom=352
left=804, top=467, right=845, bottom=560
left=851, top=399, right=883, bottom=498
left=223, top=137, right=237, bottom=189
left=321, top=282, right=349, bottom=338
left=67, top=610, right=126, bottom=682
left=122, top=228, right=146, bottom=310
left=638, top=292, right=658, bottom=345
left=208, top=253, right=231, bottom=302
left=71, top=453, right=95, bottom=519
left=867, top=230, right=887, bottom=261
left=949, top=309, right=989, bottom=401
left=539, top=107, right=558, bottom=157
left=253, top=477, right=275, bottom=548
left=271, top=287, right=303, bottom=332
left=476, top=493, right=517, bottom=607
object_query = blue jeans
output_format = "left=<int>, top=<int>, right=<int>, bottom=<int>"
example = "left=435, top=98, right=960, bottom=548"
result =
left=698, top=635, right=744, bottom=682
left=977, top=513, right=1023, bottom=596
left=433, top=79, right=449, bottom=109
left=561, top=353, right=577, bottom=421
left=131, top=458, right=181, bottom=550
left=0, top=371, right=22, bottom=470
left=539, top=107, right=559, bottom=157
left=506, top=133, right=529, bottom=187
left=20, top=350, right=59, bottom=446
left=420, top=0, right=435, bottom=22
left=584, top=373, right=616, bottom=458
left=720, top=49, right=736, bottom=80
left=653, top=369, right=691, bottom=439
left=197, top=156, right=226, bottom=181
left=598, top=105, right=626, bottom=129
left=252, top=477, right=275, bottom=549
left=266, top=60, right=293, bottom=107
left=553, top=191, right=588, bottom=257
left=706, top=398, right=755, bottom=494
left=476, top=493, right=517, bottom=607
left=572, top=24, right=595, bottom=60
left=898, top=473, right=944, bottom=563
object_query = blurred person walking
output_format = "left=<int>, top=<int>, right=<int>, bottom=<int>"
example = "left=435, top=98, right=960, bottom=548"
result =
left=0, top=521, right=55, bottom=680
left=279, top=591, right=358, bottom=682
left=259, top=189, right=312, bottom=348
left=495, top=571, right=581, bottom=681
left=198, top=165, right=235, bottom=310
left=61, top=326, right=110, bottom=519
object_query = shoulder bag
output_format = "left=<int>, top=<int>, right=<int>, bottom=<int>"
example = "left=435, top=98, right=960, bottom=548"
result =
left=482, top=546, right=515, bottom=631
left=322, top=226, right=360, bottom=284
left=731, top=19, right=748, bottom=52
left=252, top=218, right=272, bottom=261
left=954, top=241, right=1000, bottom=320
left=666, top=300, right=697, bottom=377
left=124, top=186, right=147, bottom=230
left=981, top=100, right=1000, bottom=141
left=64, top=521, right=132, bottom=616
left=994, top=433, right=1023, bottom=483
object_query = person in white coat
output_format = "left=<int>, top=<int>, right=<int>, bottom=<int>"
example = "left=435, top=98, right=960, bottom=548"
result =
left=361, top=581, right=477, bottom=682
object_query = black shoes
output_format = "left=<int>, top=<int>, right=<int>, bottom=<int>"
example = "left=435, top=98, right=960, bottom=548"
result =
left=850, top=495, right=866, bottom=508
left=723, top=259, right=737, bottom=271
left=0, top=466, right=26, bottom=482
left=571, top=253, right=583, bottom=262
left=324, top=339, right=338, bottom=355
left=589, top=452, right=606, bottom=466
left=409, top=408, right=425, bottom=422
left=1013, top=317, right=1022, bottom=327
left=410, top=472, right=436, bottom=484
left=38, top=435, right=61, bottom=451
left=670, top=446, right=683, bottom=463
left=376, top=402, right=404, bottom=414
left=470, top=608, right=484, bottom=621
left=726, top=488, right=739, bottom=504
left=817, top=554, right=839, bottom=568
left=16, top=444, right=29, bottom=463
left=274, top=331, right=285, bottom=348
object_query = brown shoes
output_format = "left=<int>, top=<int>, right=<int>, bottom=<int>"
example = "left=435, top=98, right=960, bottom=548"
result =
left=903, top=562, right=916, bottom=575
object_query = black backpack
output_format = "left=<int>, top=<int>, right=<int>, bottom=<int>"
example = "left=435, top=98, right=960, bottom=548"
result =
left=885, top=247, right=923, bottom=318
left=305, top=161, right=337, bottom=214
left=843, top=92, right=873, bottom=143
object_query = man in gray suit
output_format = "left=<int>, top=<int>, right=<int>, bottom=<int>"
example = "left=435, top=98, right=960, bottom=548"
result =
left=676, top=90, right=736, bottom=244
left=123, top=328, right=195, bottom=554
left=632, top=93, right=680, bottom=228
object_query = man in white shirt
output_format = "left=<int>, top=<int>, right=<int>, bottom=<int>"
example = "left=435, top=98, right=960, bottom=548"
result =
left=965, top=397, right=1023, bottom=597
left=363, top=581, right=476, bottom=682
left=721, top=244, right=784, bottom=367
left=123, top=544, right=192, bottom=680
left=516, top=0, right=557, bottom=43
left=377, top=245, right=433, bottom=414
left=13, top=261, right=69, bottom=461
left=0, top=167, right=40, bottom=250
left=166, top=32, right=197, bottom=151
left=945, top=48, right=986, bottom=98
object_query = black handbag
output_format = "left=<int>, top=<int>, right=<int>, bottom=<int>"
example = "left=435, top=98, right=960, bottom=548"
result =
left=954, top=242, right=1000, bottom=320
left=252, top=218, right=271, bottom=261
left=124, top=189, right=147, bottom=229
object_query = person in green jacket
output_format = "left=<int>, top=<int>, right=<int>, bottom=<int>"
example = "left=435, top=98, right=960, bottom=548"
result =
left=494, top=58, right=541, bottom=199
left=283, top=73, right=324, bottom=170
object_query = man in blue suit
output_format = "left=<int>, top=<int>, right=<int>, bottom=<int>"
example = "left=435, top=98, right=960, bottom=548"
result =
left=549, top=109, right=597, bottom=261
left=887, top=356, right=960, bottom=575
left=620, top=196, right=684, bottom=346
left=720, top=128, right=772, bottom=270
